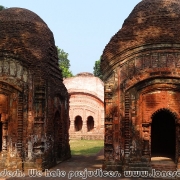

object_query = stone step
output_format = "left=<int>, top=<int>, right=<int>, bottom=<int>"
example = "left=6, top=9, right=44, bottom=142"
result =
left=151, top=163, right=176, bottom=171
left=129, top=162, right=151, bottom=167
left=70, top=134, right=104, bottom=140
left=128, top=167, right=151, bottom=171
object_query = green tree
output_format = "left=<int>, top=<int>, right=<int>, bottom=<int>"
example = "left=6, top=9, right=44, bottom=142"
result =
left=0, top=5, right=6, bottom=11
left=93, top=59, right=103, bottom=80
left=57, top=46, right=73, bottom=78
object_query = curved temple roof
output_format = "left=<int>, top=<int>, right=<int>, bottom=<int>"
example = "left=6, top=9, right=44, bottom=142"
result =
left=0, top=8, right=59, bottom=69
left=101, top=0, right=180, bottom=72
left=64, top=73, right=104, bottom=102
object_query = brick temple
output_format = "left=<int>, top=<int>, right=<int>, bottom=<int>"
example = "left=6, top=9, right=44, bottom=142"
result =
left=0, top=8, right=70, bottom=171
left=64, top=72, right=104, bottom=140
left=101, top=0, right=180, bottom=171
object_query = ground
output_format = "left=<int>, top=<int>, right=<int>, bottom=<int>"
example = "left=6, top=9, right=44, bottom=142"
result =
left=0, top=149, right=152, bottom=180
left=0, top=140, right=175, bottom=180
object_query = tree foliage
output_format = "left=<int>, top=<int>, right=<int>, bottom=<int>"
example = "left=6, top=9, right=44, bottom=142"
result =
left=0, top=5, right=6, bottom=11
left=57, top=46, right=73, bottom=78
left=93, top=59, right=103, bottom=80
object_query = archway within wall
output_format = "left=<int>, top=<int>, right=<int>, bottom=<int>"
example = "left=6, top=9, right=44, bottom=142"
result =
left=75, top=116, right=82, bottom=131
left=87, top=116, right=94, bottom=132
left=0, top=118, right=2, bottom=151
left=151, top=110, right=175, bottom=159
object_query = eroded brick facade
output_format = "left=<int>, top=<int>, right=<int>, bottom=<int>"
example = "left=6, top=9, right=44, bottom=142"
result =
left=64, top=73, right=104, bottom=140
left=101, top=0, right=180, bottom=171
left=0, top=8, right=70, bottom=171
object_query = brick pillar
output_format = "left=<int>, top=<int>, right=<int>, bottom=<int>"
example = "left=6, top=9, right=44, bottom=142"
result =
left=2, top=119, right=7, bottom=151
left=124, top=93, right=130, bottom=161
left=82, top=119, right=87, bottom=133
left=142, top=123, right=150, bottom=160
left=69, top=118, right=74, bottom=132
left=177, top=124, right=180, bottom=169
left=82, top=109, right=87, bottom=134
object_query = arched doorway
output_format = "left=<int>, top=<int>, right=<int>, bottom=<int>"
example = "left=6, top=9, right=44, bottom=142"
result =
left=87, top=116, right=94, bottom=132
left=74, top=116, right=83, bottom=131
left=151, top=109, right=176, bottom=160
left=0, top=114, right=2, bottom=151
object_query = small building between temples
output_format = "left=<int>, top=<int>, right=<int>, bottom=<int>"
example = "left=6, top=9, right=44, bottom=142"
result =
left=64, top=73, right=104, bottom=139
left=0, top=8, right=70, bottom=171
left=101, top=0, right=180, bottom=171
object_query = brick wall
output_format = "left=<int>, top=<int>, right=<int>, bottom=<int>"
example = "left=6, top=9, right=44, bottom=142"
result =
left=0, top=8, right=70, bottom=171
left=101, top=0, right=180, bottom=172
left=64, top=73, right=104, bottom=140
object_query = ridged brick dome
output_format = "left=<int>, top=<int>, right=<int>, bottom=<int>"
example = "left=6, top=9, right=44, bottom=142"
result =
left=101, top=0, right=180, bottom=72
left=0, top=7, right=62, bottom=80
left=0, top=8, right=59, bottom=67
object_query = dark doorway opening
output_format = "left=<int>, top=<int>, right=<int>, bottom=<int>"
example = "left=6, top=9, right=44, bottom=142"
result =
left=0, top=122, right=1, bottom=151
left=75, top=116, right=83, bottom=131
left=87, top=116, right=94, bottom=132
left=0, top=114, right=2, bottom=151
left=151, top=110, right=175, bottom=159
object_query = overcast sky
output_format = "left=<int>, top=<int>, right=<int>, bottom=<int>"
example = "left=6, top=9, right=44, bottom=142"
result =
left=1, top=0, right=141, bottom=75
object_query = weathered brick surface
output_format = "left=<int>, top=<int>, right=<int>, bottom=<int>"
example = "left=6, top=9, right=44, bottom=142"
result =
left=101, top=0, right=180, bottom=76
left=64, top=73, right=104, bottom=140
left=101, top=0, right=180, bottom=172
left=0, top=8, right=70, bottom=171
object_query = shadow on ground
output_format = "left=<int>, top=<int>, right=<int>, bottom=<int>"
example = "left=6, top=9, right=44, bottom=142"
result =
left=5, top=149, right=153, bottom=180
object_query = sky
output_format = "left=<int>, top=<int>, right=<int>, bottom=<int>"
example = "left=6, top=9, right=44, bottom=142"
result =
left=1, top=0, right=141, bottom=75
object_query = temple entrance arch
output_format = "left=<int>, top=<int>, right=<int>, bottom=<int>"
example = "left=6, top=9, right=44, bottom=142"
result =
left=151, top=109, right=176, bottom=160
left=0, top=118, right=2, bottom=151
left=87, top=116, right=94, bottom=132
left=74, top=116, right=83, bottom=131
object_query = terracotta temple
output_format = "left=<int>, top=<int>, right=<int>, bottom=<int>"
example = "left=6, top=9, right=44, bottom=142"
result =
left=64, top=72, right=104, bottom=140
left=101, top=0, right=180, bottom=171
left=0, top=8, right=70, bottom=171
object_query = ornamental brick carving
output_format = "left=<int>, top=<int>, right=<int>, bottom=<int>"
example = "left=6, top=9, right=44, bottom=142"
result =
left=64, top=73, right=104, bottom=140
left=101, top=0, right=180, bottom=172
left=0, top=8, right=70, bottom=171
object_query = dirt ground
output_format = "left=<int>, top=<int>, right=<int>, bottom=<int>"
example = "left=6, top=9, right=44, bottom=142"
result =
left=0, top=149, right=158, bottom=180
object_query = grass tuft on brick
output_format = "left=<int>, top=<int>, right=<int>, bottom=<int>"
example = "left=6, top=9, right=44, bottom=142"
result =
left=70, top=140, right=104, bottom=156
